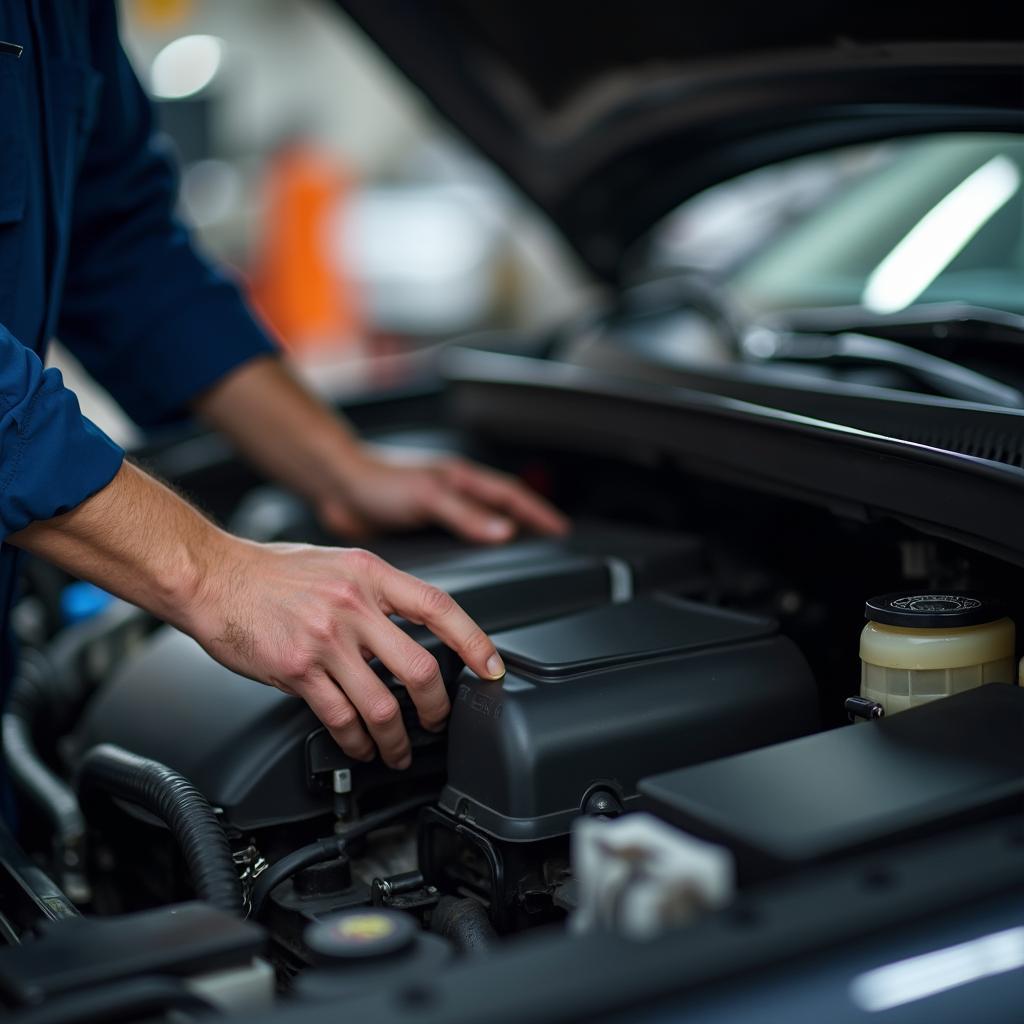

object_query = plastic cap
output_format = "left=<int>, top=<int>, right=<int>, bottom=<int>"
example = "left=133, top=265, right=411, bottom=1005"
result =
left=304, top=910, right=415, bottom=963
left=60, top=582, right=115, bottom=626
left=864, top=592, right=1002, bottom=629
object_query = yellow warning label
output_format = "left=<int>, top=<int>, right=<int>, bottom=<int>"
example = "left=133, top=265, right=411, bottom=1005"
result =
left=336, top=914, right=396, bottom=942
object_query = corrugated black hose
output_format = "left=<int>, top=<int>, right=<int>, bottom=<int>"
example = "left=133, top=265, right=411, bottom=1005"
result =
left=77, top=744, right=242, bottom=915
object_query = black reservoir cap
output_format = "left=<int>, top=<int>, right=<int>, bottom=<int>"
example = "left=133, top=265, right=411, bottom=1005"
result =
left=865, top=592, right=1003, bottom=629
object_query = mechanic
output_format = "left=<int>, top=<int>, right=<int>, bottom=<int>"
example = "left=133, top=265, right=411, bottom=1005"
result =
left=0, top=3, right=568, bottom=778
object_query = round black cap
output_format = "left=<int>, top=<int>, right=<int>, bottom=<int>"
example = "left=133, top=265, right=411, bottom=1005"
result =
left=305, top=909, right=416, bottom=963
left=865, top=592, right=1002, bottom=629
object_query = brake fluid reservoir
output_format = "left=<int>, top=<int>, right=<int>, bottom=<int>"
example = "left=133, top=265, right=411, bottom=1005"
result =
left=860, top=593, right=1015, bottom=716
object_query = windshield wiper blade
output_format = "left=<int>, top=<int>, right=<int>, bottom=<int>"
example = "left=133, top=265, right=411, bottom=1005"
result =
left=743, top=330, right=1024, bottom=408
left=768, top=302, right=1024, bottom=348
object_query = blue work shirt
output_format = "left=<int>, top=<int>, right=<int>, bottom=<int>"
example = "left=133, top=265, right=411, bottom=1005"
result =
left=0, top=4, right=277, bottom=686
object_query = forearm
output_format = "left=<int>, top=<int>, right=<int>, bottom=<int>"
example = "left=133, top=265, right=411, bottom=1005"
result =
left=193, top=355, right=364, bottom=507
left=8, top=461, right=223, bottom=630
left=192, top=353, right=568, bottom=543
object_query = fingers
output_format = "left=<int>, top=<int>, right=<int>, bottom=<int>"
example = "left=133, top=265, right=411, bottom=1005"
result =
left=300, top=672, right=375, bottom=763
left=361, top=615, right=450, bottom=732
left=427, top=486, right=517, bottom=544
left=441, top=461, right=570, bottom=537
left=325, top=651, right=412, bottom=770
left=273, top=548, right=500, bottom=770
left=380, top=568, right=505, bottom=682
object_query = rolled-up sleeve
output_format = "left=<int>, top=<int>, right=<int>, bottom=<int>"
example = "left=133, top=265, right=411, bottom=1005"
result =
left=56, top=2, right=278, bottom=430
left=0, top=323, right=123, bottom=537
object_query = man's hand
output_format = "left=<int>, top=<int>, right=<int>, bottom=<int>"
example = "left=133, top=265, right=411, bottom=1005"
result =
left=194, top=357, right=569, bottom=544
left=14, top=356, right=566, bottom=765
left=189, top=539, right=505, bottom=769
left=315, top=446, right=568, bottom=543
left=10, top=463, right=505, bottom=768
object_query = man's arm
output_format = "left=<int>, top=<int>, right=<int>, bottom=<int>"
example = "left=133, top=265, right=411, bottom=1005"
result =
left=56, top=6, right=566, bottom=543
left=8, top=461, right=506, bottom=770
left=194, top=356, right=569, bottom=543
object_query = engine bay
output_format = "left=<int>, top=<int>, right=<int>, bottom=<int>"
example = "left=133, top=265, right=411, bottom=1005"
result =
left=3, top=425, right=1023, bottom=1021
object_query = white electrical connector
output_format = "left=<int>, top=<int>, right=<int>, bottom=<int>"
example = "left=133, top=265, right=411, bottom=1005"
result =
left=571, top=813, right=734, bottom=940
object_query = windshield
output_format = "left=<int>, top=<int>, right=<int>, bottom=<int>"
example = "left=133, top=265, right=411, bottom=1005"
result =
left=653, top=133, right=1024, bottom=319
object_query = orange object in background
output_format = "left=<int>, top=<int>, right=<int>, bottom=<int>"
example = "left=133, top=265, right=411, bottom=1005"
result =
left=248, top=142, right=363, bottom=352
left=128, top=0, right=194, bottom=30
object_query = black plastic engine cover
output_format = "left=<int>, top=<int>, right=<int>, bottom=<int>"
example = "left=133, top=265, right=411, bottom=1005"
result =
left=75, top=525, right=702, bottom=830
left=640, top=683, right=1024, bottom=878
left=439, top=595, right=819, bottom=842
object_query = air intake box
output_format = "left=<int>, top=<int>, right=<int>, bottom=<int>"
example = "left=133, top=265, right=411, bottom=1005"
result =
left=436, top=595, right=819, bottom=843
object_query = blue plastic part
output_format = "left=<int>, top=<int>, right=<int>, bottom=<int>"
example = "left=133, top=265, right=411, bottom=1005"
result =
left=61, top=582, right=115, bottom=626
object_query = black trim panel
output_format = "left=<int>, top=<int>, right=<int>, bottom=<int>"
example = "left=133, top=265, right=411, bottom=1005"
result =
left=444, top=349, right=1024, bottom=565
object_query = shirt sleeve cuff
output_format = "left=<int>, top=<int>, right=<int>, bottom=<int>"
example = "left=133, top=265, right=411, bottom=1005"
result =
left=0, top=367, right=125, bottom=536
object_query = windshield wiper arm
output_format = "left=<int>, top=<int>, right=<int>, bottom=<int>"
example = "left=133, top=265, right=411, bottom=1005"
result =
left=742, top=329, right=1024, bottom=408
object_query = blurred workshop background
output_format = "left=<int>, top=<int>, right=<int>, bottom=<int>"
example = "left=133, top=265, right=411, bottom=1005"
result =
left=56, top=0, right=888, bottom=446
left=55, top=0, right=591, bottom=444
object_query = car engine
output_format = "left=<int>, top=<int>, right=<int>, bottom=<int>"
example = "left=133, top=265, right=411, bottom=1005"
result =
left=3, top=434, right=1023, bottom=1020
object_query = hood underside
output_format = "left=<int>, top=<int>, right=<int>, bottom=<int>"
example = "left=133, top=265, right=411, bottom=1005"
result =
left=337, top=1, right=1024, bottom=279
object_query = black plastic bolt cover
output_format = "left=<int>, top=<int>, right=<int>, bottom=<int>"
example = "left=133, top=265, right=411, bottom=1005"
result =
left=583, top=788, right=624, bottom=817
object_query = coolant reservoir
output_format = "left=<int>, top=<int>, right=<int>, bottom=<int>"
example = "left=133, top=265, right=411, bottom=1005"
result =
left=860, top=593, right=1015, bottom=716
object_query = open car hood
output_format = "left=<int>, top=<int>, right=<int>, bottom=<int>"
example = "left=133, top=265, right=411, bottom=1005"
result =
left=337, top=1, right=1023, bottom=280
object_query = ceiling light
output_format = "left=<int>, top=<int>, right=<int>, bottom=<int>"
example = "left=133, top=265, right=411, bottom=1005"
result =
left=150, top=34, right=224, bottom=100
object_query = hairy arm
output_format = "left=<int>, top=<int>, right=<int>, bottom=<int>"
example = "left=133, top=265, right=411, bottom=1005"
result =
left=194, top=355, right=569, bottom=543
left=10, top=462, right=210, bottom=628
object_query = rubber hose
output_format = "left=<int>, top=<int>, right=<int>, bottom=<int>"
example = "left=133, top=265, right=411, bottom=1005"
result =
left=0, top=818, right=79, bottom=924
left=2, top=658, right=86, bottom=875
left=431, top=896, right=497, bottom=954
left=77, top=744, right=242, bottom=915
left=250, top=792, right=435, bottom=919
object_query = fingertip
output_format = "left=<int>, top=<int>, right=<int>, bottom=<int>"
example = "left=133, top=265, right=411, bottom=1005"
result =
left=483, top=516, right=515, bottom=541
left=485, top=653, right=505, bottom=680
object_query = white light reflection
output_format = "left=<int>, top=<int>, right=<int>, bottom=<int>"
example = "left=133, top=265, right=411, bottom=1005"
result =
left=862, top=154, right=1020, bottom=315
left=150, top=35, right=224, bottom=100
left=849, top=925, right=1024, bottom=1012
